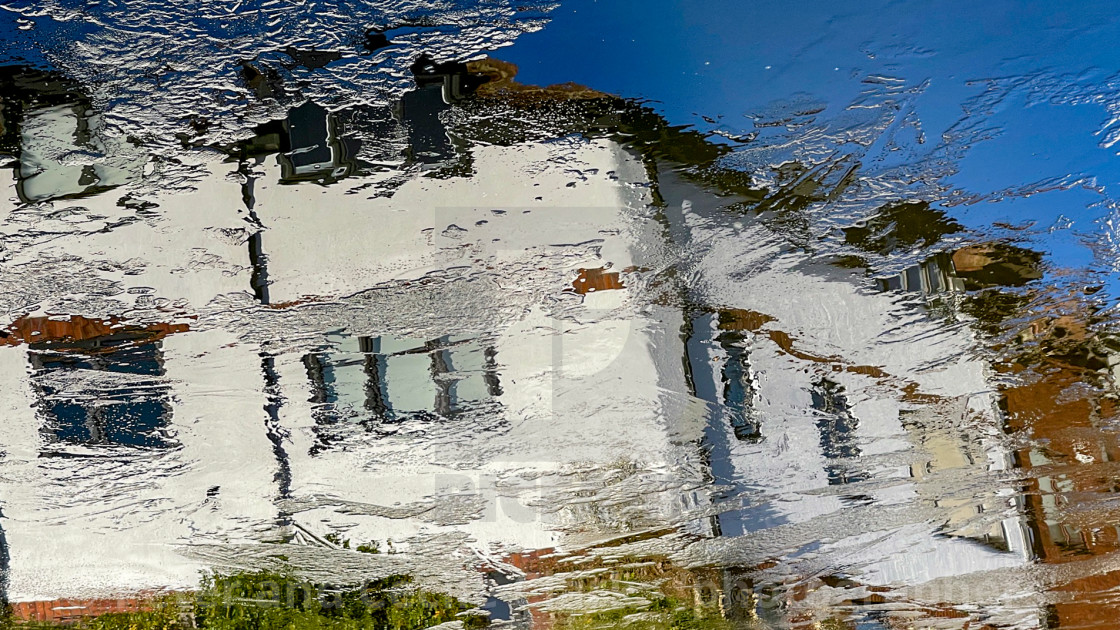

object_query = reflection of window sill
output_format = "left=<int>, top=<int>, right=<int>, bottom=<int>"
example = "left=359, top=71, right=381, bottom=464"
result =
left=38, top=442, right=182, bottom=458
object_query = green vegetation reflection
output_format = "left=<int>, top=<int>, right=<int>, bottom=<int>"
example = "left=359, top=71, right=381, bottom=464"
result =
left=8, top=571, right=486, bottom=630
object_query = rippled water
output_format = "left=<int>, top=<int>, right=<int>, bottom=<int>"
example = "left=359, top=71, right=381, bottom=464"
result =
left=5, top=1, right=1120, bottom=628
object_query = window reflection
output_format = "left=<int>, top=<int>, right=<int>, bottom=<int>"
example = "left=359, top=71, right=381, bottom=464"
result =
left=28, top=335, right=175, bottom=452
left=302, top=334, right=501, bottom=452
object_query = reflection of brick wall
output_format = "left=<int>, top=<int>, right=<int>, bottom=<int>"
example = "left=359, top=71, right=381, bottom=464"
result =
left=11, top=597, right=153, bottom=624
left=1000, top=339, right=1120, bottom=627
left=503, top=549, right=557, bottom=630
left=1049, top=569, right=1120, bottom=628
left=1003, top=364, right=1120, bottom=563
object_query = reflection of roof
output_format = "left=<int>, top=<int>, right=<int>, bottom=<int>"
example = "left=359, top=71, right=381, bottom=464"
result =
left=951, top=242, right=1043, bottom=288
left=466, top=58, right=611, bottom=104
left=1, top=315, right=190, bottom=348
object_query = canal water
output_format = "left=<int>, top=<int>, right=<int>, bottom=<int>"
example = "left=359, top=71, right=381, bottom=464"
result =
left=3, top=1, right=1120, bottom=627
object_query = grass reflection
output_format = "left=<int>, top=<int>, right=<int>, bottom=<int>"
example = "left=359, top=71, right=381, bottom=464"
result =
left=7, top=571, right=484, bottom=630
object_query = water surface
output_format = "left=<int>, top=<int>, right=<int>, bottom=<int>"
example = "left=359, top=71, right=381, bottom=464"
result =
left=3, top=2, right=1120, bottom=628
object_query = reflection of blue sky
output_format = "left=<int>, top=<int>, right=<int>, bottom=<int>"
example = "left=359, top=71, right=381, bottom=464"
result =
left=946, top=95, right=1116, bottom=291
left=506, top=0, right=1120, bottom=138
left=504, top=0, right=1120, bottom=299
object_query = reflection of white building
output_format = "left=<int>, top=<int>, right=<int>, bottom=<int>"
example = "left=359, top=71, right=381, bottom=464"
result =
left=877, top=252, right=966, bottom=294
left=0, top=131, right=705, bottom=602
left=251, top=137, right=703, bottom=553
left=657, top=169, right=1033, bottom=624
left=0, top=86, right=1039, bottom=626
